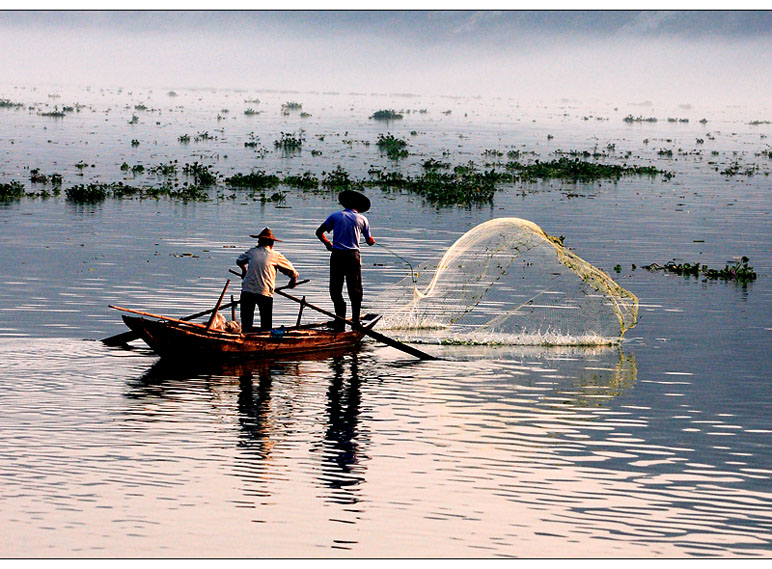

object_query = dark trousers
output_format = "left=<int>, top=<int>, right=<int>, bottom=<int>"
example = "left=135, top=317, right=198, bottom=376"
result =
left=240, top=291, right=273, bottom=331
left=330, top=249, right=362, bottom=331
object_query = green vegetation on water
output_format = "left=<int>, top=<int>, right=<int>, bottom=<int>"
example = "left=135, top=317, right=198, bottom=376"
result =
left=0, top=181, right=25, bottom=199
left=644, top=257, right=757, bottom=283
left=370, top=109, right=403, bottom=121
left=274, top=131, right=304, bottom=150
left=505, top=157, right=672, bottom=182
left=624, top=115, right=657, bottom=123
left=225, top=171, right=281, bottom=190
left=376, top=133, right=408, bottom=159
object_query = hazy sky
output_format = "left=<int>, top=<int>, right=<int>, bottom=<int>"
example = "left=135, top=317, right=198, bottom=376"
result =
left=1, top=10, right=770, bottom=110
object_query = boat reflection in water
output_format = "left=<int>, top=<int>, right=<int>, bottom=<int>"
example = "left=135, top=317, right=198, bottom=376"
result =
left=126, top=345, right=374, bottom=510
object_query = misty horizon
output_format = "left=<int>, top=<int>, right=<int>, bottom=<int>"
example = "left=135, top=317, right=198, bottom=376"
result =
left=1, top=10, right=770, bottom=113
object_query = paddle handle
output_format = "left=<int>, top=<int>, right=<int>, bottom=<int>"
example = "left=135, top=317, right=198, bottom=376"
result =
left=228, top=269, right=309, bottom=291
left=273, top=287, right=437, bottom=361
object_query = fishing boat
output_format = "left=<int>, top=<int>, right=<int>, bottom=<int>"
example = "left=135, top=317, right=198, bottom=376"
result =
left=104, top=278, right=436, bottom=361
left=119, top=313, right=381, bottom=360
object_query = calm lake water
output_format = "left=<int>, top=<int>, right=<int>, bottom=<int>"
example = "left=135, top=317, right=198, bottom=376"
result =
left=1, top=85, right=771, bottom=557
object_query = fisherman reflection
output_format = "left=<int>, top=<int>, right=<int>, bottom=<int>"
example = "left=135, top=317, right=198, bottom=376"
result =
left=236, top=364, right=276, bottom=463
left=317, top=354, right=368, bottom=505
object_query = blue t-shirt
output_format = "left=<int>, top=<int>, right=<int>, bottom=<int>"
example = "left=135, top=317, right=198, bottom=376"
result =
left=322, top=209, right=372, bottom=250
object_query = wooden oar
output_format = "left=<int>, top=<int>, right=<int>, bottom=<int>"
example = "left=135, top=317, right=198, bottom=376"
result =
left=275, top=289, right=436, bottom=360
left=108, top=305, right=210, bottom=328
left=205, top=280, right=230, bottom=330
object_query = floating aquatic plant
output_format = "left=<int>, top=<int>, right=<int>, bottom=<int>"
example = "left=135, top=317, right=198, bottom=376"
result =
left=244, top=109, right=261, bottom=116
left=182, top=162, right=218, bottom=186
left=283, top=171, right=319, bottom=190
left=323, top=165, right=357, bottom=190
left=644, top=257, right=757, bottom=283
left=225, top=171, right=281, bottom=190
left=376, top=133, right=408, bottom=159
left=0, top=99, right=24, bottom=109
left=39, top=107, right=65, bottom=118
left=422, top=158, right=451, bottom=170
left=0, top=181, right=25, bottom=199
left=274, top=131, right=304, bottom=150
left=149, top=161, right=178, bottom=176
left=66, top=184, right=109, bottom=203
left=281, top=102, right=302, bottom=112
left=29, top=169, right=62, bottom=185
left=505, top=157, right=672, bottom=182
left=624, top=115, right=657, bottom=123
left=370, top=109, right=403, bottom=121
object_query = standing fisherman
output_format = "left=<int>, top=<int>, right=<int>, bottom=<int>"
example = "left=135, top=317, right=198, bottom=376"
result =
left=236, top=228, right=298, bottom=332
left=315, top=190, right=375, bottom=332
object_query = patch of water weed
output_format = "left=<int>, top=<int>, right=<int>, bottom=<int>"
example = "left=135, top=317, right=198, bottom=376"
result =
left=323, top=165, right=359, bottom=190
left=65, top=184, right=109, bottom=203
left=244, top=108, right=261, bottom=116
left=244, top=98, right=260, bottom=104
left=505, top=157, right=672, bottom=182
left=0, top=181, right=25, bottom=199
left=366, top=168, right=407, bottom=189
left=128, top=114, right=139, bottom=125
left=749, top=120, right=772, bottom=125
left=167, top=91, right=178, bottom=97
left=370, top=109, right=403, bottom=121
left=644, top=257, right=757, bottom=283
left=624, top=115, right=657, bottom=123
left=300, top=112, right=311, bottom=118
left=422, top=158, right=451, bottom=170
left=130, top=139, right=140, bottom=147
left=281, top=102, right=302, bottom=114
left=120, top=162, right=145, bottom=174
left=194, top=131, right=215, bottom=142
left=283, top=171, right=319, bottom=190
left=182, top=162, right=218, bottom=186
left=376, top=133, right=408, bottom=159
left=149, top=161, right=178, bottom=176
left=0, top=99, right=24, bottom=109
left=407, top=165, right=498, bottom=206
left=274, top=131, right=304, bottom=151
left=225, top=170, right=281, bottom=190
left=720, top=161, right=759, bottom=176
left=29, top=169, right=63, bottom=185
left=178, top=134, right=191, bottom=143
left=39, top=106, right=65, bottom=118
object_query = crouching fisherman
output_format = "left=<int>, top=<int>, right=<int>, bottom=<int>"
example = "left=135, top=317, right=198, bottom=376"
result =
left=236, top=228, right=298, bottom=332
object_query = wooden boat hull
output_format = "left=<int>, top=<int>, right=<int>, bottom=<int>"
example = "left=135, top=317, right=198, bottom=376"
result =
left=122, top=315, right=371, bottom=360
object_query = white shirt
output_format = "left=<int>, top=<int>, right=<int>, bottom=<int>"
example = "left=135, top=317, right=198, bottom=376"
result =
left=237, top=245, right=298, bottom=296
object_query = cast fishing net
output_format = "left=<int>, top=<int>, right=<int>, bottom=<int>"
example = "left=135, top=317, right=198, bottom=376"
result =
left=369, top=218, right=638, bottom=345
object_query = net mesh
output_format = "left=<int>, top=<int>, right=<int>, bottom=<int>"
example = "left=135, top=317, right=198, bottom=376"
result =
left=369, top=218, right=638, bottom=345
